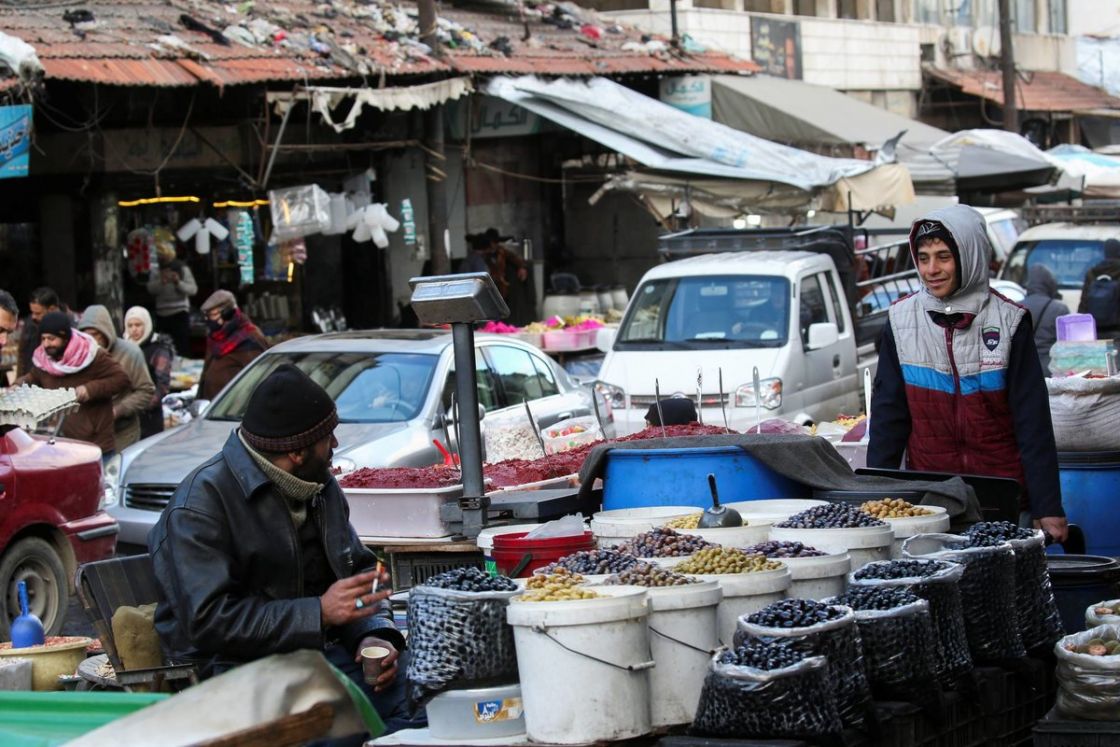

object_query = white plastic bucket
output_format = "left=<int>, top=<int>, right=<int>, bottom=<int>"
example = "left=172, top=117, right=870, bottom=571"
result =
left=591, top=507, right=698, bottom=548
left=881, top=507, right=951, bottom=557
left=679, top=522, right=773, bottom=548
left=768, top=525, right=894, bottom=571
left=507, top=587, right=653, bottom=743
left=604, top=581, right=722, bottom=727
left=724, top=499, right=827, bottom=521
left=693, top=566, right=792, bottom=646
left=477, top=524, right=547, bottom=575
left=781, top=552, right=852, bottom=600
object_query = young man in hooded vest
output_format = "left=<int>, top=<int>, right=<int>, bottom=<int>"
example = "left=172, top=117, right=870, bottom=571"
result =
left=867, top=205, right=1068, bottom=543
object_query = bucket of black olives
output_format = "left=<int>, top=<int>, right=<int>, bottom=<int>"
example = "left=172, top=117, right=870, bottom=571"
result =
left=903, top=533, right=1026, bottom=663
left=691, top=641, right=842, bottom=739
left=849, top=558, right=973, bottom=687
left=732, top=599, right=871, bottom=729
left=825, top=586, right=939, bottom=702
left=961, top=522, right=1064, bottom=650
left=405, top=568, right=521, bottom=705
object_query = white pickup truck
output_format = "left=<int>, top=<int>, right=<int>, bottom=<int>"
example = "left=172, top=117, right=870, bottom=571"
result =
left=595, top=226, right=918, bottom=434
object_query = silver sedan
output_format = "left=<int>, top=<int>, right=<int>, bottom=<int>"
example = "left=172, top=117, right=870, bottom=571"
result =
left=106, top=329, right=611, bottom=549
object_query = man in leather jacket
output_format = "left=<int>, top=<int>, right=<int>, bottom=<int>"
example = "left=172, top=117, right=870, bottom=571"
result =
left=150, top=363, right=420, bottom=733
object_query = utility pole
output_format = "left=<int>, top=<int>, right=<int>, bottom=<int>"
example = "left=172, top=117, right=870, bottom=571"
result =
left=419, top=0, right=450, bottom=274
left=998, top=0, right=1019, bottom=133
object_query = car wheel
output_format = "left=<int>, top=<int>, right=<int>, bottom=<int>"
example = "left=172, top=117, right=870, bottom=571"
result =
left=0, top=537, right=69, bottom=638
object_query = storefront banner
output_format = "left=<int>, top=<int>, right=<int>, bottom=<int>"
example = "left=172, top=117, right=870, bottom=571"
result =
left=0, top=105, right=31, bottom=179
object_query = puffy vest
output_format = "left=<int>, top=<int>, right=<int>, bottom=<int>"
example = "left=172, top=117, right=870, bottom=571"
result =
left=888, top=290, right=1026, bottom=485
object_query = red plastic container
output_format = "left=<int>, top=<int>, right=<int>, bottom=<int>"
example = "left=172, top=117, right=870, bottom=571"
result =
left=491, top=531, right=597, bottom=577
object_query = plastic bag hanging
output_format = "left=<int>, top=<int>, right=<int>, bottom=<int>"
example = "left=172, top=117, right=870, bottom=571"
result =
left=177, top=216, right=229, bottom=255
left=347, top=203, right=400, bottom=248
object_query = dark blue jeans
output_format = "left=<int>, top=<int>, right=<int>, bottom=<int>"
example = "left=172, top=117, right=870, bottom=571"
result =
left=319, top=644, right=427, bottom=744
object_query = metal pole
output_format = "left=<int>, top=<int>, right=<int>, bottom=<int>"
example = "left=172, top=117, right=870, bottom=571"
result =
left=669, top=0, right=680, bottom=47
left=451, top=322, right=488, bottom=535
left=261, top=102, right=293, bottom=191
left=419, top=0, right=450, bottom=275
left=998, top=0, right=1019, bottom=133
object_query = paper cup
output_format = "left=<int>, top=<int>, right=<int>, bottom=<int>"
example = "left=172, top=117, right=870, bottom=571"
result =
left=361, top=645, right=391, bottom=685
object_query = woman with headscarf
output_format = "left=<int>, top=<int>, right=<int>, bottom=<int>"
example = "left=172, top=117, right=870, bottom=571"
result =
left=124, top=306, right=176, bottom=438
left=1022, top=264, right=1069, bottom=376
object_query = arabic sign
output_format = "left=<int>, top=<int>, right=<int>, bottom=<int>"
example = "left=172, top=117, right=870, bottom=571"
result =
left=0, top=105, right=31, bottom=179
left=448, top=95, right=543, bottom=140
left=750, top=17, right=802, bottom=79
left=659, top=76, right=711, bottom=119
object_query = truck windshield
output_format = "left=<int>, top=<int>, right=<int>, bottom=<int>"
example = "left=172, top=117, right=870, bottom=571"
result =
left=1004, top=240, right=1109, bottom=288
left=616, top=275, right=790, bottom=350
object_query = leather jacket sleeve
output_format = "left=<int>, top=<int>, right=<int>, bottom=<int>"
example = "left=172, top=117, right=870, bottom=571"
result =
left=154, top=498, right=325, bottom=659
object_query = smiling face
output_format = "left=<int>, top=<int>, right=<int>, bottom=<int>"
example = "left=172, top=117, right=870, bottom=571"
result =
left=917, top=238, right=959, bottom=299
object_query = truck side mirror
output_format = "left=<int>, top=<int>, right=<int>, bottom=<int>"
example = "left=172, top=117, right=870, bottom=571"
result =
left=596, top=327, right=617, bottom=353
left=806, top=322, right=839, bottom=350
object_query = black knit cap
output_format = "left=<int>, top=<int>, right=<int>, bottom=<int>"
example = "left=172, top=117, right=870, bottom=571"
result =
left=39, top=311, right=72, bottom=340
left=914, top=220, right=961, bottom=267
left=241, top=363, right=338, bottom=453
left=645, top=398, right=698, bottom=427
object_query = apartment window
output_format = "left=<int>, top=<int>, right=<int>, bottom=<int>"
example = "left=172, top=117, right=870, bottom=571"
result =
left=745, top=0, right=778, bottom=11
left=1014, top=0, right=1036, bottom=31
left=877, top=0, right=897, bottom=22
left=1049, top=0, right=1067, bottom=34
left=838, top=0, right=858, bottom=19
left=793, top=0, right=818, bottom=16
left=915, top=0, right=940, bottom=24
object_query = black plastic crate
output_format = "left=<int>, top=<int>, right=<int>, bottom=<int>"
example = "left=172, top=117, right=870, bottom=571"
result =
left=1033, top=715, right=1120, bottom=747
left=389, top=551, right=484, bottom=591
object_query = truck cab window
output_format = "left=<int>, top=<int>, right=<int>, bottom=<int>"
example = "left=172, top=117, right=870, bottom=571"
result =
left=799, top=274, right=829, bottom=345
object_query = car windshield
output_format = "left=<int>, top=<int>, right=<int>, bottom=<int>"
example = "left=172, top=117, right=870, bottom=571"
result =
left=1005, top=240, right=1109, bottom=288
left=206, top=351, right=439, bottom=423
left=615, top=275, right=790, bottom=350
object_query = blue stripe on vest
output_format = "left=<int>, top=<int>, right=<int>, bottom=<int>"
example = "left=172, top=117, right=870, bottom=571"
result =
left=901, top=364, right=1007, bottom=395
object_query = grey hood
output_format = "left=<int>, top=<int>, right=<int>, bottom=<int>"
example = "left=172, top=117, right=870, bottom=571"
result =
left=908, top=204, right=992, bottom=316
left=1025, top=264, right=1060, bottom=299
left=78, top=304, right=119, bottom=351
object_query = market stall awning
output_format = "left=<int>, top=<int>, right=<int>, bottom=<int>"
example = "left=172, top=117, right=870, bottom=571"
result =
left=1045, top=144, right=1120, bottom=198
left=483, top=75, right=913, bottom=209
left=924, top=67, right=1120, bottom=112
left=926, top=129, right=1058, bottom=193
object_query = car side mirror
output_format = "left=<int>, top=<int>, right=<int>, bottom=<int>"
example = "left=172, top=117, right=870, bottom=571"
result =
left=806, top=322, right=839, bottom=350
left=596, top=327, right=617, bottom=353
left=440, top=404, right=486, bottom=427
left=190, top=399, right=211, bottom=418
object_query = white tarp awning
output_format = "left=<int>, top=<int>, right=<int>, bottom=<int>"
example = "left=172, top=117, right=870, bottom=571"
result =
left=484, top=75, right=909, bottom=196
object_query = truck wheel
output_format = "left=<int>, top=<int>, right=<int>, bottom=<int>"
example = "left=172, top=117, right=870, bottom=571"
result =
left=0, top=538, right=69, bottom=638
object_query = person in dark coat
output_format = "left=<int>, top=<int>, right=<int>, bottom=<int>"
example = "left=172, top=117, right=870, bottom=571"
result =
left=1021, top=264, right=1069, bottom=375
left=18, top=287, right=71, bottom=378
left=15, top=311, right=130, bottom=456
left=197, top=290, right=268, bottom=401
left=124, top=306, right=175, bottom=439
left=149, top=364, right=421, bottom=735
left=644, top=397, right=698, bottom=427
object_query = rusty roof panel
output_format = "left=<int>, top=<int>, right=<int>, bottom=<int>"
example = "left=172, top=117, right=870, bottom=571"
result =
left=0, top=0, right=752, bottom=88
left=926, top=67, right=1120, bottom=112
left=42, top=57, right=199, bottom=87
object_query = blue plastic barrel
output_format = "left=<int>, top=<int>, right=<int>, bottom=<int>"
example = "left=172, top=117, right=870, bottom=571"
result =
left=1046, top=555, right=1120, bottom=634
left=1057, top=451, right=1120, bottom=557
left=601, top=446, right=810, bottom=510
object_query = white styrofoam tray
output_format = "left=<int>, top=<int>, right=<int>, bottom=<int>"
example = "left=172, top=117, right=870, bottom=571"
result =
left=343, top=484, right=463, bottom=539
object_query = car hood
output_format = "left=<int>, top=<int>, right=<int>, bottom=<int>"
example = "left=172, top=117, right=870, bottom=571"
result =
left=122, top=418, right=414, bottom=486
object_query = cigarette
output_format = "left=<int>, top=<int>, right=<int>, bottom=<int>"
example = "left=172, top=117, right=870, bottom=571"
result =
left=372, top=561, right=384, bottom=595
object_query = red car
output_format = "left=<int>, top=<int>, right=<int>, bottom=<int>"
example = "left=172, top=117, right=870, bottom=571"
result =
left=0, top=426, right=118, bottom=636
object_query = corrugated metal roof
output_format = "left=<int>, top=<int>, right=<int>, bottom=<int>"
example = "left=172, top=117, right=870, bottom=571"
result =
left=926, top=66, right=1120, bottom=113
left=0, top=0, right=753, bottom=89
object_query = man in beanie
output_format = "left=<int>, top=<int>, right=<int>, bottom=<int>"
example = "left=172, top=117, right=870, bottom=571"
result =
left=150, top=364, right=420, bottom=735
left=78, top=305, right=156, bottom=452
left=197, top=289, right=269, bottom=401
left=867, top=205, right=1067, bottom=542
left=16, top=310, right=130, bottom=456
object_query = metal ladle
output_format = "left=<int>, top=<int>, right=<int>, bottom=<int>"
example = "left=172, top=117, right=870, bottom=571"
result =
left=698, top=472, right=742, bottom=528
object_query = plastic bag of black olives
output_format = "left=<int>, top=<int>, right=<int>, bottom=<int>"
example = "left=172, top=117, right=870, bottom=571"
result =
left=1006, top=532, right=1065, bottom=649
left=826, top=595, right=939, bottom=702
left=734, top=605, right=871, bottom=729
left=691, top=651, right=842, bottom=738
left=406, top=584, right=520, bottom=704
left=850, top=559, right=973, bottom=688
left=903, top=534, right=1025, bottom=663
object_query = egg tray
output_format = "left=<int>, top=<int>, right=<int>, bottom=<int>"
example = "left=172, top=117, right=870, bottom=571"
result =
left=0, top=386, right=79, bottom=429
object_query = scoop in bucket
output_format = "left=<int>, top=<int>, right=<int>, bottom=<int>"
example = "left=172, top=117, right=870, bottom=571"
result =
left=698, top=473, right=742, bottom=528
